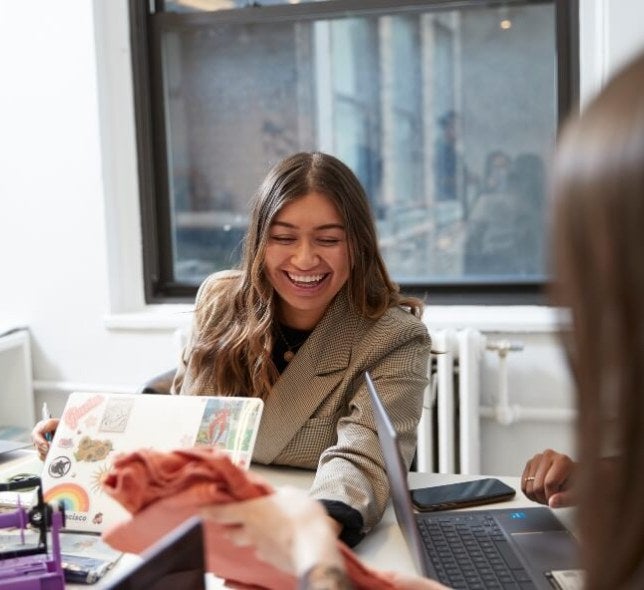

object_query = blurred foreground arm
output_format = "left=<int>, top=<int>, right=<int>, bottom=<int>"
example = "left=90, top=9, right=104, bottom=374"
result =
left=203, top=486, right=349, bottom=587
left=202, top=486, right=447, bottom=590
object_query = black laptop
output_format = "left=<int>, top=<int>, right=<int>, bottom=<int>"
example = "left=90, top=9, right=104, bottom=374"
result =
left=105, top=517, right=206, bottom=590
left=364, top=372, right=583, bottom=590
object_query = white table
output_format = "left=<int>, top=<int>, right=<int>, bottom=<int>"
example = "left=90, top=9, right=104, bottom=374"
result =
left=252, top=466, right=576, bottom=576
left=113, top=468, right=576, bottom=588
left=0, top=452, right=575, bottom=588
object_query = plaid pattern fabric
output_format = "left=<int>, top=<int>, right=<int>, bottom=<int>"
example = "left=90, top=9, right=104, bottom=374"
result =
left=174, top=272, right=431, bottom=533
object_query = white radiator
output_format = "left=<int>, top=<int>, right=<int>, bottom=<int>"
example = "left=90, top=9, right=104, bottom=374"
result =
left=416, top=328, right=487, bottom=475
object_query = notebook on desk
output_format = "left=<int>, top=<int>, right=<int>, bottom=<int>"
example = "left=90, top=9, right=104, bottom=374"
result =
left=41, top=392, right=263, bottom=534
left=364, top=372, right=582, bottom=590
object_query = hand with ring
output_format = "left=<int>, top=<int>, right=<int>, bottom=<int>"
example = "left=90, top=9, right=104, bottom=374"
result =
left=521, top=449, right=576, bottom=508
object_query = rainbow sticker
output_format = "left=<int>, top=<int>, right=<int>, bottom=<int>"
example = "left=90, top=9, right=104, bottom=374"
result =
left=45, top=483, right=90, bottom=512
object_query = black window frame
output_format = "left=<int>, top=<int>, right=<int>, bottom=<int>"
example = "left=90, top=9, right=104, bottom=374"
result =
left=129, top=0, right=579, bottom=305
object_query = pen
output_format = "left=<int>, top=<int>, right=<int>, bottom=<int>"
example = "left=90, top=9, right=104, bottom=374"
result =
left=42, top=402, right=53, bottom=442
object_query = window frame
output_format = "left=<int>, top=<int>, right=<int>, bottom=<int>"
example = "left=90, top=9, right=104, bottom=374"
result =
left=129, top=0, right=579, bottom=305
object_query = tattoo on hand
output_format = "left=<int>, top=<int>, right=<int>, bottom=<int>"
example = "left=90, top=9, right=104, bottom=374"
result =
left=298, top=564, right=353, bottom=590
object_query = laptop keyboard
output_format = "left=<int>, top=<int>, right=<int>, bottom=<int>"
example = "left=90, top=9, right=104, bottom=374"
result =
left=417, top=513, right=537, bottom=590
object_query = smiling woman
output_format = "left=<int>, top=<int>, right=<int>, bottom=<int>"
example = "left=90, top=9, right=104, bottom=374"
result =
left=265, top=192, right=351, bottom=330
left=171, top=151, right=432, bottom=547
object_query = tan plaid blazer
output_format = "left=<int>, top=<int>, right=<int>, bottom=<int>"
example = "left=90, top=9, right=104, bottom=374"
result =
left=173, top=272, right=430, bottom=533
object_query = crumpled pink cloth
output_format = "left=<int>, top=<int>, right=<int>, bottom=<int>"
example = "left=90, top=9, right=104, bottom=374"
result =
left=101, top=447, right=398, bottom=590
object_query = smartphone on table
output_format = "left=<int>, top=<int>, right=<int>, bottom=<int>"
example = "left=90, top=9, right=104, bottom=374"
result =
left=410, top=477, right=515, bottom=512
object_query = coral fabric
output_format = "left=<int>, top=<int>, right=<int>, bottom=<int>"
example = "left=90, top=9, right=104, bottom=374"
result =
left=101, top=447, right=397, bottom=590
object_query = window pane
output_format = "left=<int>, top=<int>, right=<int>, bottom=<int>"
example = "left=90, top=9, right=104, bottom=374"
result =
left=158, top=2, right=556, bottom=287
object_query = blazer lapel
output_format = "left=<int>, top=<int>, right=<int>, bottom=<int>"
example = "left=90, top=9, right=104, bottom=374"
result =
left=253, top=289, right=361, bottom=464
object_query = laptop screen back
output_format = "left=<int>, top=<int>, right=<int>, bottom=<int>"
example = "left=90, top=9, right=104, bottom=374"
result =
left=105, top=517, right=205, bottom=590
left=364, top=372, right=429, bottom=576
left=41, top=392, right=263, bottom=533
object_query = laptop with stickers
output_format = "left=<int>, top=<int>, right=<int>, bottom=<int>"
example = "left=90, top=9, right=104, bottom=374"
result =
left=41, top=392, right=263, bottom=533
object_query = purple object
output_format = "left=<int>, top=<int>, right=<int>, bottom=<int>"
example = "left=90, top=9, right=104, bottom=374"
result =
left=0, top=479, right=65, bottom=589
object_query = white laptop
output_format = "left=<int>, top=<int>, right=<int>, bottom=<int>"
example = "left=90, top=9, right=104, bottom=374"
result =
left=41, top=392, right=263, bottom=533
left=364, top=372, right=583, bottom=590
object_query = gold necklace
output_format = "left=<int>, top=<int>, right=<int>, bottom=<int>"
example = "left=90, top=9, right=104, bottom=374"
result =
left=275, top=322, right=308, bottom=363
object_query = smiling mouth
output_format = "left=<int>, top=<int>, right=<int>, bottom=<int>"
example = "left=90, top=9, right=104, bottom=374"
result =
left=285, top=272, right=328, bottom=287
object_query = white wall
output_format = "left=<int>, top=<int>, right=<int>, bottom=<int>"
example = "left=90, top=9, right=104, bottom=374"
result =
left=1, top=0, right=644, bottom=475
left=0, top=1, right=183, bottom=420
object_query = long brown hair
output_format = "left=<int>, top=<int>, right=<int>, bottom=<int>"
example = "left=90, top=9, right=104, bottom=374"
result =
left=190, top=152, right=423, bottom=400
left=550, top=52, right=644, bottom=589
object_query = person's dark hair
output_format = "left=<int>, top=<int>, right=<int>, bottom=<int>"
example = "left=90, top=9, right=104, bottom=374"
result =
left=191, top=152, right=423, bottom=400
left=438, top=110, right=456, bottom=130
left=550, top=51, right=644, bottom=589
left=482, top=150, right=511, bottom=192
left=509, top=153, right=545, bottom=209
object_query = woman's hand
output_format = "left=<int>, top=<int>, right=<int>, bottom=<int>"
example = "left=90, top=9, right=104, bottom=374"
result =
left=202, top=486, right=344, bottom=577
left=521, top=449, right=576, bottom=507
left=31, top=418, right=59, bottom=461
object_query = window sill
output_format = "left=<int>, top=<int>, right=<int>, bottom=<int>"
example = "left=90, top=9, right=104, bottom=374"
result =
left=104, top=304, right=194, bottom=332
left=424, top=305, right=565, bottom=333
left=104, top=304, right=565, bottom=334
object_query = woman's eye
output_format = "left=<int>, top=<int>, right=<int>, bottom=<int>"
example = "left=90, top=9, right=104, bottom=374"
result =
left=270, top=235, right=295, bottom=244
left=318, top=237, right=341, bottom=245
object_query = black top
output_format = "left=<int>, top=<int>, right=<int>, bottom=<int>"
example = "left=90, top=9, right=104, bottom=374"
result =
left=271, top=323, right=312, bottom=373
